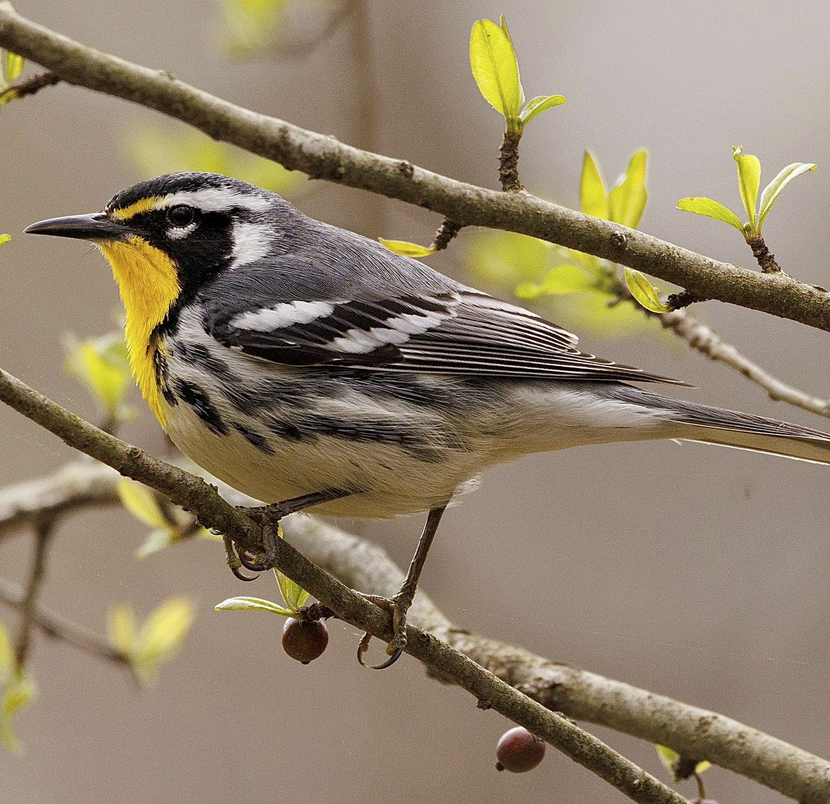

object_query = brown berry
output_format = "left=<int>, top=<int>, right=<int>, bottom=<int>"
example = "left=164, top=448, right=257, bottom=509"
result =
left=495, top=727, right=546, bottom=773
left=282, top=618, right=328, bottom=664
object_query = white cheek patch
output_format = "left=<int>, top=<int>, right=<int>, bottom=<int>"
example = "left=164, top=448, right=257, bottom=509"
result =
left=230, top=221, right=272, bottom=268
left=230, top=300, right=336, bottom=331
left=161, top=188, right=272, bottom=214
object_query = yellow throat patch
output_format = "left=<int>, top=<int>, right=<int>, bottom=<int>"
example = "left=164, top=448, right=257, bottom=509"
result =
left=97, top=236, right=180, bottom=426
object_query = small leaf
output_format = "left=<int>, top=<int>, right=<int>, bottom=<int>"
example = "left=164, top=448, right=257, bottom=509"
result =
left=378, top=238, right=436, bottom=258
left=135, top=528, right=179, bottom=559
left=655, top=744, right=679, bottom=773
left=132, top=597, right=194, bottom=683
left=1, top=671, right=35, bottom=753
left=518, top=94, right=566, bottom=126
left=676, top=197, right=745, bottom=232
left=757, top=162, right=817, bottom=232
left=214, top=596, right=294, bottom=616
left=65, top=333, right=132, bottom=420
left=580, top=152, right=609, bottom=220
left=733, top=146, right=761, bottom=233
left=694, top=760, right=712, bottom=774
left=470, top=18, right=523, bottom=123
left=0, top=619, right=14, bottom=683
left=608, top=150, right=648, bottom=229
left=107, top=603, right=138, bottom=657
left=4, top=51, right=23, bottom=83
left=275, top=569, right=310, bottom=613
left=117, top=479, right=169, bottom=530
left=623, top=267, right=670, bottom=313
left=0, top=234, right=10, bottom=246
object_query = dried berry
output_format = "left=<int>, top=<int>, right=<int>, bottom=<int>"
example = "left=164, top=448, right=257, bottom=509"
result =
left=282, top=618, right=328, bottom=664
left=495, top=726, right=546, bottom=773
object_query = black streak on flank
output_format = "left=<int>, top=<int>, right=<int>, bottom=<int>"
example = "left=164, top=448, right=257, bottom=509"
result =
left=173, top=379, right=228, bottom=436
left=232, top=422, right=275, bottom=455
left=154, top=346, right=177, bottom=406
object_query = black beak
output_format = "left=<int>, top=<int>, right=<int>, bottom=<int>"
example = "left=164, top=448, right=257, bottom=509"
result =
left=24, top=213, right=128, bottom=242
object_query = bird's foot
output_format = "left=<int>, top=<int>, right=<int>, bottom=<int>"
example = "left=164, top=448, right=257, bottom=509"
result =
left=356, top=586, right=415, bottom=670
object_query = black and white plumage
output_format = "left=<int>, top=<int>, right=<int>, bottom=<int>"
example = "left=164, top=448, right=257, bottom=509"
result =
left=26, top=172, right=830, bottom=521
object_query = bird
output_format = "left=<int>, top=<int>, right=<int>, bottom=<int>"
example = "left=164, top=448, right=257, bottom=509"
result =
left=25, top=171, right=830, bottom=667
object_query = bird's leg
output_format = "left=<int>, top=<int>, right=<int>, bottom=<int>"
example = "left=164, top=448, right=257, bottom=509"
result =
left=233, top=487, right=354, bottom=574
left=358, top=504, right=447, bottom=670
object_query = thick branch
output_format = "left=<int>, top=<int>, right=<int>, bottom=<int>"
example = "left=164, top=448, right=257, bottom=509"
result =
left=2, top=460, right=829, bottom=801
left=2, top=10, right=830, bottom=333
left=0, top=368, right=687, bottom=804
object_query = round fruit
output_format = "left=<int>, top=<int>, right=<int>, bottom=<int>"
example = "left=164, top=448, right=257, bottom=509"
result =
left=282, top=618, right=329, bottom=664
left=495, top=726, right=546, bottom=772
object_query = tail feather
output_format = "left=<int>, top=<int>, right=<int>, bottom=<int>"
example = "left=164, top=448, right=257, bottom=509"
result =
left=606, top=385, right=830, bottom=466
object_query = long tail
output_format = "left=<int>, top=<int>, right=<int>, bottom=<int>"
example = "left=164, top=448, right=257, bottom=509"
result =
left=606, top=385, right=830, bottom=465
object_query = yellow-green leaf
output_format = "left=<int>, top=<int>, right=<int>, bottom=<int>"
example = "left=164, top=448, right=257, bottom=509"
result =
left=132, top=597, right=194, bottom=684
left=1, top=671, right=35, bottom=753
left=0, top=234, right=9, bottom=246
left=219, top=0, right=287, bottom=56
left=732, top=146, right=761, bottom=233
left=516, top=264, right=597, bottom=299
left=215, top=596, right=294, bottom=616
left=118, top=479, right=169, bottom=530
left=655, top=744, right=678, bottom=772
left=135, top=528, right=179, bottom=559
left=676, top=197, right=744, bottom=232
left=608, top=150, right=648, bottom=229
left=107, top=603, right=138, bottom=657
left=378, top=238, right=436, bottom=258
left=757, top=162, right=817, bottom=232
left=4, top=50, right=23, bottom=83
left=580, top=152, right=608, bottom=220
left=65, top=333, right=132, bottom=419
left=470, top=18, right=523, bottom=123
left=623, top=267, right=669, bottom=313
left=518, top=94, right=566, bottom=126
left=0, top=619, right=14, bottom=683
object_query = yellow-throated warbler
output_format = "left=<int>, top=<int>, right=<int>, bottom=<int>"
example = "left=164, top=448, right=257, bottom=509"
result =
left=26, top=172, right=830, bottom=665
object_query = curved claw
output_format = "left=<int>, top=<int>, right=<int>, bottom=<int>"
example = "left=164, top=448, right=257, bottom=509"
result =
left=237, top=548, right=268, bottom=572
left=230, top=564, right=258, bottom=582
left=356, top=632, right=404, bottom=670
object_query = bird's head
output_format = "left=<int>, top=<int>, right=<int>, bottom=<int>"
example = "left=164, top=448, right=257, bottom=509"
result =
left=25, top=172, right=284, bottom=319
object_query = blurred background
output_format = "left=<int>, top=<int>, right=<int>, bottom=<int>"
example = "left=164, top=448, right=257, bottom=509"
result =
left=2, top=1, right=829, bottom=801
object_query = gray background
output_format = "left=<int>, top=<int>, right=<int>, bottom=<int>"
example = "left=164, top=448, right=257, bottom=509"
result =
left=2, top=1, right=829, bottom=802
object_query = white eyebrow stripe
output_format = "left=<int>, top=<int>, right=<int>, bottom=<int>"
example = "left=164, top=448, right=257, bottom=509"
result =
left=230, top=301, right=336, bottom=331
left=160, top=188, right=272, bottom=213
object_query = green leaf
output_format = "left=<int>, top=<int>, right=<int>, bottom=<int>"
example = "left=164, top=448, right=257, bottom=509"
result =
left=516, top=264, right=598, bottom=298
left=378, top=238, right=436, bottom=258
left=107, top=603, right=138, bottom=657
left=0, top=234, right=9, bottom=246
left=676, top=197, right=745, bottom=232
left=4, top=50, right=23, bottom=83
left=757, top=162, right=817, bottom=232
left=518, top=94, right=566, bottom=126
left=64, top=333, right=132, bottom=420
left=623, top=267, right=670, bottom=313
left=470, top=18, right=523, bottom=123
left=132, top=597, right=194, bottom=684
left=655, top=744, right=678, bottom=772
left=0, top=619, right=14, bottom=683
left=732, top=146, right=761, bottom=234
left=135, top=528, right=179, bottom=559
left=580, top=152, right=609, bottom=220
left=608, top=150, right=648, bottom=229
left=275, top=569, right=309, bottom=613
left=214, top=596, right=294, bottom=616
left=117, top=479, right=169, bottom=530
left=1, top=670, right=35, bottom=753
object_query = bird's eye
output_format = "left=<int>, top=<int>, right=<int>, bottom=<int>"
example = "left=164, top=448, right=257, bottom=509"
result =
left=167, top=205, right=195, bottom=228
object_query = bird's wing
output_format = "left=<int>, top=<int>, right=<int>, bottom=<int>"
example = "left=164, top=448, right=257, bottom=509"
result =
left=207, top=287, right=685, bottom=385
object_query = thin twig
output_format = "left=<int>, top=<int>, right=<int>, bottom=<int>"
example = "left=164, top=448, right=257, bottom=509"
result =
left=0, top=68, right=59, bottom=102
left=747, top=235, right=782, bottom=274
left=0, top=577, right=132, bottom=674
left=1, top=459, right=828, bottom=801
left=499, top=128, right=523, bottom=191
left=430, top=217, right=463, bottom=251
left=0, top=367, right=689, bottom=804
left=2, top=10, right=830, bottom=333
left=13, top=519, right=54, bottom=667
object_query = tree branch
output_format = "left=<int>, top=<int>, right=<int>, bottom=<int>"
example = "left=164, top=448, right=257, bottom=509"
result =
left=2, top=459, right=829, bottom=801
left=2, top=9, right=830, bottom=334
left=0, top=367, right=689, bottom=804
